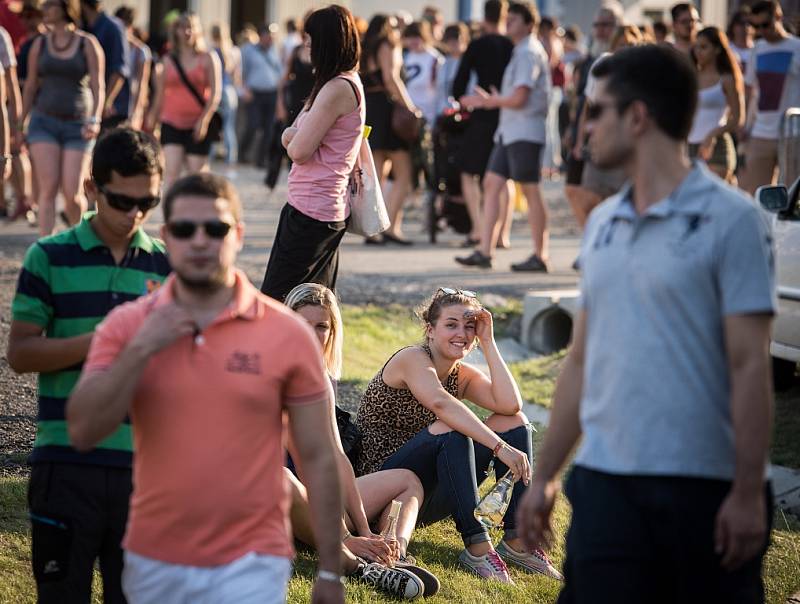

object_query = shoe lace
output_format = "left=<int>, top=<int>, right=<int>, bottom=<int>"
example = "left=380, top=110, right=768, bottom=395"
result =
left=486, top=550, right=509, bottom=575
left=533, top=548, right=552, bottom=564
left=360, top=563, right=410, bottom=594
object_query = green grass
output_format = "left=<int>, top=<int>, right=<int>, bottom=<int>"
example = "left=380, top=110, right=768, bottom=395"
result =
left=2, top=304, right=799, bottom=603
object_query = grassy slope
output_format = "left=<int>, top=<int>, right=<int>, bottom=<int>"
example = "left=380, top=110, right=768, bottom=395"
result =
left=1, top=304, right=798, bottom=603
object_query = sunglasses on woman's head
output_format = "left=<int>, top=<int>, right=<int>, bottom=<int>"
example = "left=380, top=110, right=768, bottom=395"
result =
left=97, top=184, right=160, bottom=213
left=166, top=220, right=233, bottom=240
left=438, top=287, right=478, bottom=298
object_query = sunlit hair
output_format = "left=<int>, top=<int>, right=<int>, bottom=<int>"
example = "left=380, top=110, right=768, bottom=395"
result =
left=361, top=14, right=399, bottom=72
left=285, top=283, right=344, bottom=380
left=610, top=24, right=644, bottom=50
left=210, top=22, right=233, bottom=69
left=696, top=26, right=744, bottom=94
left=304, top=5, right=360, bottom=107
left=169, top=12, right=206, bottom=53
left=416, top=289, right=482, bottom=342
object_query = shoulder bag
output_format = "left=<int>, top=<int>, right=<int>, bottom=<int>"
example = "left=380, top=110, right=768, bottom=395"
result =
left=347, top=133, right=390, bottom=237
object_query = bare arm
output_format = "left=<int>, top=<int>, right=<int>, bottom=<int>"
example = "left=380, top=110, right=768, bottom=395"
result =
left=129, top=44, right=150, bottom=129
left=287, top=79, right=356, bottom=164
left=145, top=61, right=164, bottom=130
left=517, top=311, right=587, bottom=552
left=714, top=313, right=772, bottom=570
left=378, top=42, right=415, bottom=112
left=706, top=75, right=744, bottom=142
left=20, top=36, right=41, bottom=124
left=5, top=66, right=21, bottom=128
left=7, top=321, right=93, bottom=374
left=84, top=34, right=106, bottom=124
left=0, top=69, right=9, bottom=160
left=288, top=399, right=344, bottom=578
left=460, top=308, right=523, bottom=415
left=202, top=51, right=222, bottom=120
left=462, top=84, right=530, bottom=111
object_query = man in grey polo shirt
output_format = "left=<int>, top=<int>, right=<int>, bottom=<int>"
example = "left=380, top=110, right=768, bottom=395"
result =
left=518, top=45, right=775, bottom=603
left=456, top=1, right=551, bottom=271
left=239, top=23, right=282, bottom=167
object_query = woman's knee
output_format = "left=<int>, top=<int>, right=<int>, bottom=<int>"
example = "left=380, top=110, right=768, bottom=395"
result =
left=485, top=411, right=527, bottom=433
left=400, top=469, right=424, bottom=501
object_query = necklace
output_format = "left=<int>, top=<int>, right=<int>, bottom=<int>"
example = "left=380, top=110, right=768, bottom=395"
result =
left=51, top=29, right=74, bottom=53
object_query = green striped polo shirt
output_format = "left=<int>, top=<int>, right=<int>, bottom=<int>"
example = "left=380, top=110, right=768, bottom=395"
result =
left=12, top=213, right=171, bottom=467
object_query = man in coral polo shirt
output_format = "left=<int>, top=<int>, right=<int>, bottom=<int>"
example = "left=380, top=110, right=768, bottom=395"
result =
left=67, top=173, right=344, bottom=604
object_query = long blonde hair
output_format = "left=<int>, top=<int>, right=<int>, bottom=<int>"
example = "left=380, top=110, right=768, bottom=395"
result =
left=285, top=283, right=344, bottom=380
left=170, top=11, right=206, bottom=53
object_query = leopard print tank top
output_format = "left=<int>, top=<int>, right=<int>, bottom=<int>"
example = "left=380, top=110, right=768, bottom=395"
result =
left=355, top=344, right=460, bottom=476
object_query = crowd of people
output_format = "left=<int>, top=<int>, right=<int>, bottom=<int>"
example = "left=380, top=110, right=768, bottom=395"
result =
left=2, top=0, right=797, bottom=603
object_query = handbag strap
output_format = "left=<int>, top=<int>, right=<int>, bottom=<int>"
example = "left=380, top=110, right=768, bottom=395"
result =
left=170, top=54, right=206, bottom=111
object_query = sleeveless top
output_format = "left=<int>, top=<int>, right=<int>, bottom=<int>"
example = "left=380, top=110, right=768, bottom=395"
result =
left=688, top=81, right=728, bottom=144
left=161, top=54, right=210, bottom=130
left=35, top=35, right=92, bottom=119
left=287, top=71, right=366, bottom=223
left=355, top=345, right=461, bottom=476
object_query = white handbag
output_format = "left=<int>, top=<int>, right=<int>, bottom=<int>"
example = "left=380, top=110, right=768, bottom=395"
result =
left=346, top=133, right=390, bottom=238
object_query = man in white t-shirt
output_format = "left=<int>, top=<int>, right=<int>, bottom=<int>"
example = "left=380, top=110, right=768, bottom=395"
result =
left=740, top=0, right=800, bottom=194
left=402, top=21, right=444, bottom=127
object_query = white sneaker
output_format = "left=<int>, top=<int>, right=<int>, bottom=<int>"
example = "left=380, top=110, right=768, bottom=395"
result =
left=458, top=548, right=514, bottom=583
left=496, top=541, right=563, bottom=581
left=354, top=561, right=424, bottom=599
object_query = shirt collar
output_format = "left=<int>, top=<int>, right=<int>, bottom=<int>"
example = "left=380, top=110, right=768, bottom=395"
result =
left=153, top=269, right=261, bottom=322
left=74, top=211, right=157, bottom=253
left=610, top=161, right=715, bottom=220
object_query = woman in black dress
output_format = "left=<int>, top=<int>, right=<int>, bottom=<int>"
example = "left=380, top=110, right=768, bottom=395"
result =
left=360, top=14, right=419, bottom=244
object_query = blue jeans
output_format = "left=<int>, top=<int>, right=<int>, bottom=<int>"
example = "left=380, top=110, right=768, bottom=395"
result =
left=218, top=85, right=238, bottom=164
left=381, top=423, right=533, bottom=546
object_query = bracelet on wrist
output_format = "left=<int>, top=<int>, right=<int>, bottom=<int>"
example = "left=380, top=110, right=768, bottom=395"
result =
left=316, top=570, right=346, bottom=586
left=342, top=531, right=352, bottom=543
left=492, top=440, right=505, bottom=457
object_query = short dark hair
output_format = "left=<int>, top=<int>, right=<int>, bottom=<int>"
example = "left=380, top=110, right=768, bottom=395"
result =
left=564, top=25, right=581, bottom=42
left=91, top=128, right=163, bottom=187
left=113, top=5, right=135, bottom=27
left=484, top=0, right=507, bottom=25
left=751, top=0, right=780, bottom=17
left=162, top=173, right=242, bottom=223
left=653, top=21, right=669, bottom=36
left=508, top=1, right=539, bottom=27
left=443, top=22, right=469, bottom=43
left=670, top=2, right=694, bottom=22
left=590, top=44, right=698, bottom=141
left=540, top=16, right=554, bottom=30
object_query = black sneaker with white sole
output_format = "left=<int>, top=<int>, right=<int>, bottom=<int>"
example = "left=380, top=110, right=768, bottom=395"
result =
left=353, top=561, right=424, bottom=600
left=395, top=558, right=440, bottom=597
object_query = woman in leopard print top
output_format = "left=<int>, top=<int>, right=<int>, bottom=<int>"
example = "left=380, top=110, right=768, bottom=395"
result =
left=355, top=289, right=560, bottom=582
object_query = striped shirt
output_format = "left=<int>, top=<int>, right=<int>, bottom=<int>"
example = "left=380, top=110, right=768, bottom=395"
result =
left=12, top=213, right=170, bottom=467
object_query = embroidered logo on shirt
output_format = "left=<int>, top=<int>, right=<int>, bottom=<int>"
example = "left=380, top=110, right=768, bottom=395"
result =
left=226, top=351, right=261, bottom=375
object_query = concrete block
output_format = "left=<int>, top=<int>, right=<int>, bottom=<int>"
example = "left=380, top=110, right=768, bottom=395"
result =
left=771, top=464, right=800, bottom=516
left=521, top=289, right=581, bottom=354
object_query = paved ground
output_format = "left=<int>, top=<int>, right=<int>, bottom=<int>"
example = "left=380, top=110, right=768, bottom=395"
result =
left=0, top=161, right=581, bottom=475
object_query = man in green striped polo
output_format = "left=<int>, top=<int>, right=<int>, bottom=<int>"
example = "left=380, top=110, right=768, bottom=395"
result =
left=7, top=128, right=169, bottom=603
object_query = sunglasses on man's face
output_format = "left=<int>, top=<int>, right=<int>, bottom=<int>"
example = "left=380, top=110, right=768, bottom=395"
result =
left=750, top=20, right=773, bottom=30
left=166, top=220, right=233, bottom=240
left=97, top=185, right=160, bottom=213
left=438, top=287, right=478, bottom=298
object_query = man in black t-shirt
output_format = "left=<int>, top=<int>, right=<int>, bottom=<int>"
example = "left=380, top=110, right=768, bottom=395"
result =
left=452, top=0, right=513, bottom=246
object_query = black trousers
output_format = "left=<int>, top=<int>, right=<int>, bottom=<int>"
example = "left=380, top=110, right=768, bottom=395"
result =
left=261, top=203, right=347, bottom=302
left=28, top=462, right=132, bottom=604
left=558, top=466, right=773, bottom=604
left=238, top=89, right=277, bottom=167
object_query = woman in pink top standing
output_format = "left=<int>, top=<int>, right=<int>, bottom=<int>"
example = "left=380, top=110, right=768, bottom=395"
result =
left=260, top=4, right=365, bottom=302
left=146, top=12, right=221, bottom=190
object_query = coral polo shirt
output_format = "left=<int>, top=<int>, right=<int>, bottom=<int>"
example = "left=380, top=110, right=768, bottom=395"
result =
left=83, top=269, right=331, bottom=566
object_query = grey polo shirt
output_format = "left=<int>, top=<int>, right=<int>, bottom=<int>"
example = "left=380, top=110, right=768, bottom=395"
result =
left=241, top=43, right=281, bottom=92
left=494, top=34, right=551, bottom=145
left=574, top=163, right=775, bottom=480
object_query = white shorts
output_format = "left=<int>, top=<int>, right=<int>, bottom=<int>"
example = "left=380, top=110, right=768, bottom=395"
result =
left=122, top=550, right=292, bottom=604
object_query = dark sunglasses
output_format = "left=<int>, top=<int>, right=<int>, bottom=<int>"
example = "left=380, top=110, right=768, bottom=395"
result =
left=750, top=20, right=773, bottom=30
left=166, top=220, right=233, bottom=239
left=438, top=287, right=478, bottom=298
left=97, top=184, right=160, bottom=213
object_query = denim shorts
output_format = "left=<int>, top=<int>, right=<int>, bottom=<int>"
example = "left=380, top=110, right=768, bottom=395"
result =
left=27, top=111, right=95, bottom=152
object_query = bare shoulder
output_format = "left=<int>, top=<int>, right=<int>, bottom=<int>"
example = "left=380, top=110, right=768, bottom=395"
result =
left=318, top=76, right=358, bottom=112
